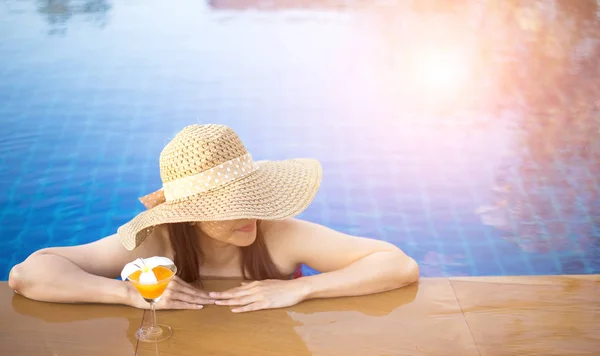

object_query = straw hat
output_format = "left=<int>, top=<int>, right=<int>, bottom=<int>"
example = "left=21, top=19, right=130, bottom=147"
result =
left=117, top=124, right=322, bottom=250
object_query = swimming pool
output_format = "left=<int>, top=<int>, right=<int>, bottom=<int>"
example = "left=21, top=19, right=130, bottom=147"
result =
left=1, top=0, right=599, bottom=280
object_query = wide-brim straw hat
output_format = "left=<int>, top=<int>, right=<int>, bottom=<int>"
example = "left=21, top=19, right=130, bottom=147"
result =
left=117, top=124, right=322, bottom=250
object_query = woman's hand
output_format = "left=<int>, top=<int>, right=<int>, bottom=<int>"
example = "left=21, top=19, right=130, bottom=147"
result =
left=209, top=279, right=309, bottom=313
left=128, top=275, right=214, bottom=310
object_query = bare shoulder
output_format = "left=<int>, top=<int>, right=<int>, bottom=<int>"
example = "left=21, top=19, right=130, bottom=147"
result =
left=260, top=218, right=308, bottom=237
left=259, top=219, right=311, bottom=273
left=261, top=218, right=410, bottom=273
left=261, top=218, right=378, bottom=244
left=260, top=218, right=319, bottom=247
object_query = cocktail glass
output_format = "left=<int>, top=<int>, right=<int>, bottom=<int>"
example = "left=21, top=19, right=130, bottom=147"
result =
left=121, top=257, right=177, bottom=343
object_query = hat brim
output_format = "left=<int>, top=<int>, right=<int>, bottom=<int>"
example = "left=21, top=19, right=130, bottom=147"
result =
left=117, top=158, right=322, bottom=250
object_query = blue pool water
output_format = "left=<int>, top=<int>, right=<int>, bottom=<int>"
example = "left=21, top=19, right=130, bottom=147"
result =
left=1, top=0, right=599, bottom=280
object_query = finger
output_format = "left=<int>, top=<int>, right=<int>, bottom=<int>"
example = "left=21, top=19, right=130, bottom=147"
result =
left=170, top=278, right=214, bottom=304
left=212, top=281, right=259, bottom=297
left=168, top=285, right=215, bottom=304
left=232, top=302, right=266, bottom=313
left=165, top=300, right=205, bottom=310
left=173, top=277, right=208, bottom=297
left=214, top=294, right=261, bottom=306
left=240, top=281, right=259, bottom=288
left=172, top=277, right=210, bottom=298
left=164, top=287, right=214, bottom=305
left=173, top=291, right=216, bottom=305
left=210, top=288, right=257, bottom=300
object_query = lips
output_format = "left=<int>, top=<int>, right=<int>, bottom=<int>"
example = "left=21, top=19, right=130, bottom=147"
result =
left=236, top=222, right=255, bottom=232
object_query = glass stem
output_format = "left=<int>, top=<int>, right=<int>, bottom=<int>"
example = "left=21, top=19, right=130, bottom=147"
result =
left=150, top=301, right=157, bottom=329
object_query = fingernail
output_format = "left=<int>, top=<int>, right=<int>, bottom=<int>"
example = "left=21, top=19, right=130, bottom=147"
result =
left=196, top=305, right=203, bottom=309
left=231, top=309, right=239, bottom=313
left=209, top=292, right=217, bottom=298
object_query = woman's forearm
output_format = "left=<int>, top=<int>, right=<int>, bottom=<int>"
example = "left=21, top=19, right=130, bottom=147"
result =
left=8, top=253, right=133, bottom=305
left=297, top=251, right=419, bottom=300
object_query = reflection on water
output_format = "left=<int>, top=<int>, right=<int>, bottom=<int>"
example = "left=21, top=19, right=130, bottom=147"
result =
left=0, top=0, right=598, bottom=278
left=421, top=250, right=468, bottom=276
left=471, top=0, right=600, bottom=255
left=37, top=0, right=111, bottom=35
left=208, top=0, right=363, bottom=11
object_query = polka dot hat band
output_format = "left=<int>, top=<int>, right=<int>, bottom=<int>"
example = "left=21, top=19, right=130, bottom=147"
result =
left=139, top=153, right=259, bottom=209
left=117, top=124, right=322, bottom=250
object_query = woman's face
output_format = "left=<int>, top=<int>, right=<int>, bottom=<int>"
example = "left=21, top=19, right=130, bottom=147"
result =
left=196, top=219, right=258, bottom=247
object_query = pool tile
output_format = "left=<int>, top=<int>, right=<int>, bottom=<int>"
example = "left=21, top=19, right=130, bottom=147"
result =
left=449, top=276, right=600, bottom=356
left=0, top=0, right=599, bottom=280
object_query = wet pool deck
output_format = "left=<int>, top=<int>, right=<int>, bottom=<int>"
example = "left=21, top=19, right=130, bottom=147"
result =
left=1, top=275, right=599, bottom=355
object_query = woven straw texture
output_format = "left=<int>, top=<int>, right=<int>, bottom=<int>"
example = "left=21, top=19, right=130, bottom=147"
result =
left=117, top=124, right=322, bottom=250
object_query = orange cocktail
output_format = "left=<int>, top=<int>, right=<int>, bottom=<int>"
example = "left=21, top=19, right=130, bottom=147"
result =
left=128, top=266, right=175, bottom=300
left=121, top=257, right=177, bottom=343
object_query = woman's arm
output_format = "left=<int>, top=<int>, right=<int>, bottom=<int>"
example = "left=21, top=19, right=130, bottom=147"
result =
left=208, top=219, right=419, bottom=312
left=273, top=219, right=419, bottom=299
left=8, top=231, right=163, bottom=306
left=9, top=252, right=133, bottom=304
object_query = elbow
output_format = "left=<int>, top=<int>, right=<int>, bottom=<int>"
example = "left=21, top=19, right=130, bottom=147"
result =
left=394, top=256, right=419, bottom=287
left=405, top=258, right=420, bottom=285
left=8, top=263, right=25, bottom=293
left=8, top=250, right=50, bottom=295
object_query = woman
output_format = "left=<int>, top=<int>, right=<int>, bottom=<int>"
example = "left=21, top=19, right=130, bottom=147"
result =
left=8, top=124, right=419, bottom=313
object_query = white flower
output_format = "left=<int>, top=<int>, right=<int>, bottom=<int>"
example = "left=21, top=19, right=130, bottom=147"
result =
left=120, top=256, right=174, bottom=284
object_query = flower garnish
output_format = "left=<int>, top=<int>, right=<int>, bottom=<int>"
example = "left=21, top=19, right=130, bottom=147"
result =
left=120, top=256, right=174, bottom=284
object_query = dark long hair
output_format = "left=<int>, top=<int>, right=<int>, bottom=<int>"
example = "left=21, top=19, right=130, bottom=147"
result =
left=167, top=220, right=289, bottom=283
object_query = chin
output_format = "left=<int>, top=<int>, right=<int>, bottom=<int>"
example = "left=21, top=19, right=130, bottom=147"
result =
left=231, top=231, right=257, bottom=247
